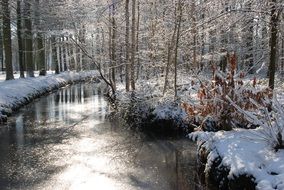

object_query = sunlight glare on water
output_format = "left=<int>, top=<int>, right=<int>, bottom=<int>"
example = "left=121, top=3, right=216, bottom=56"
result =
left=0, top=83, right=202, bottom=190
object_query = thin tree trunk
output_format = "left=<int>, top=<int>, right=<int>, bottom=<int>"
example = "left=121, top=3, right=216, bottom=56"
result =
left=191, top=1, right=197, bottom=70
left=79, top=48, right=82, bottom=71
left=111, top=4, right=116, bottom=91
left=163, top=43, right=172, bottom=95
left=34, top=0, right=45, bottom=71
left=17, top=0, right=24, bottom=78
left=101, top=28, right=106, bottom=74
left=163, top=5, right=178, bottom=94
left=61, top=37, right=66, bottom=71
left=2, top=0, right=14, bottom=80
left=36, top=35, right=45, bottom=70
left=0, top=23, right=3, bottom=72
left=73, top=39, right=77, bottom=71
left=135, top=0, right=140, bottom=81
left=108, top=10, right=112, bottom=82
left=51, top=36, right=59, bottom=74
left=174, top=0, right=182, bottom=98
left=24, top=0, right=34, bottom=77
left=56, top=37, right=61, bottom=74
left=268, top=0, right=279, bottom=90
left=282, top=36, right=284, bottom=76
left=64, top=40, right=68, bottom=71
left=125, top=0, right=130, bottom=91
left=130, top=0, right=136, bottom=90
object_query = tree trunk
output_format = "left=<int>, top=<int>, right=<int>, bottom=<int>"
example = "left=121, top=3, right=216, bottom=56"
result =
left=191, top=1, right=197, bottom=70
left=163, top=43, right=172, bottom=95
left=174, top=0, right=182, bottom=98
left=245, top=2, right=254, bottom=74
left=62, top=37, right=67, bottom=71
left=0, top=23, right=3, bottom=72
left=17, top=0, right=25, bottom=78
left=51, top=36, right=59, bottom=74
left=135, top=0, right=140, bottom=81
left=130, top=0, right=136, bottom=90
left=268, top=0, right=279, bottom=90
left=56, top=37, right=61, bottom=73
left=36, top=35, right=45, bottom=70
left=163, top=5, right=178, bottom=94
left=125, top=0, right=130, bottom=91
left=60, top=37, right=65, bottom=71
left=24, top=0, right=34, bottom=77
left=2, top=0, right=14, bottom=80
left=72, top=39, right=77, bottom=71
left=111, top=4, right=116, bottom=91
left=34, top=0, right=45, bottom=71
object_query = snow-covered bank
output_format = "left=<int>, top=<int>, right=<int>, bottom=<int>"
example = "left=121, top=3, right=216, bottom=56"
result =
left=114, top=77, right=192, bottom=134
left=0, top=71, right=99, bottom=122
left=190, top=129, right=284, bottom=190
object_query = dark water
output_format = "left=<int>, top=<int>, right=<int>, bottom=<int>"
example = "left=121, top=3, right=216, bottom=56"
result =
left=0, top=83, right=204, bottom=190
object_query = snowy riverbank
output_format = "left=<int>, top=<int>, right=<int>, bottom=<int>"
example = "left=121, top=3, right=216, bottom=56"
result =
left=0, top=71, right=98, bottom=122
left=113, top=72, right=284, bottom=189
left=190, top=128, right=284, bottom=190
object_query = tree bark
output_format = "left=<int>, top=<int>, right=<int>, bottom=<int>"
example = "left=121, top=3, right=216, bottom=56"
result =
left=0, top=23, right=3, bottom=72
left=2, top=0, right=14, bottom=80
left=51, top=36, right=59, bottom=74
left=130, top=0, right=136, bottom=90
left=24, top=0, right=34, bottom=77
left=56, top=37, right=61, bottom=73
left=17, top=0, right=25, bottom=78
left=111, top=4, right=116, bottom=91
left=125, top=0, right=130, bottom=91
left=34, top=0, right=45, bottom=71
left=135, top=0, right=140, bottom=81
left=163, top=5, right=178, bottom=95
left=174, top=0, right=182, bottom=98
left=268, top=0, right=279, bottom=90
left=191, top=1, right=197, bottom=70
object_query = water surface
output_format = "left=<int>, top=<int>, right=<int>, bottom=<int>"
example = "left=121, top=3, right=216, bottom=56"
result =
left=0, top=83, right=203, bottom=190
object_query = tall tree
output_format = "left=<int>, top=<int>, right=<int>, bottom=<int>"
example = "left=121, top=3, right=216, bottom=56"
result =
left=135, top=0, right=140, bottom=80
left=174, top=0, right=182, bottom=97
left=2, top=0, right=14, bottom=80
left=130, top=0, right=136, bottom=90
left=51, top=36, right=59, bottom=74
left=108, top=2, right=116, bottom=92
left=34, top=0, right=45, bottom=71
left=268, top=0, right=280, bottom=90
left=0, top=20, right=3, bottom=72
left=23, top=0, right=34, bottom=77
left=17, top=0, right=25, bottom=78
left=125, top=0, right=130, bottom=91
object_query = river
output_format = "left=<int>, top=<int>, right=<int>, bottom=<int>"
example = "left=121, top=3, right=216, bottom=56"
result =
left=0, top=82, right=204, bottom=190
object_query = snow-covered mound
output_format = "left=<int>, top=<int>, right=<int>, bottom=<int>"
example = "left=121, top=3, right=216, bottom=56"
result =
left=0, top=71, right=98, bottom=122
left=190, top=129, right=284, bottom=190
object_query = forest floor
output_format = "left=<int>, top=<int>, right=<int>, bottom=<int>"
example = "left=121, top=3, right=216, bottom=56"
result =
left=0, top=70, right=98, bottom=122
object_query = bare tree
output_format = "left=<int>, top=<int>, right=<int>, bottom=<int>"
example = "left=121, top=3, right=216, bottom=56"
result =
left=2, top=0, right=14, bottom=80
left=130, top=0, right=136, bottom=90
left=268, top=0, right=281, bottom=90
left=17, top=0, right=25, bottom=78
left=23, top=0, right=34, bottom=77
left=125, top=0, right=130, bottom=91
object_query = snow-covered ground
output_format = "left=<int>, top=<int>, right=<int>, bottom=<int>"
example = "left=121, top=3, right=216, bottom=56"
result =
left=0, top=71, right=98, bottom=122
left=190, top=129, right=284, bottom=190
left=0, top=70, right=54, bottom=82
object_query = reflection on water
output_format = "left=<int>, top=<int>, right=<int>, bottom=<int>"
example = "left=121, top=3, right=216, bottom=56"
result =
left=0, top=83, right=204, bottom=190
